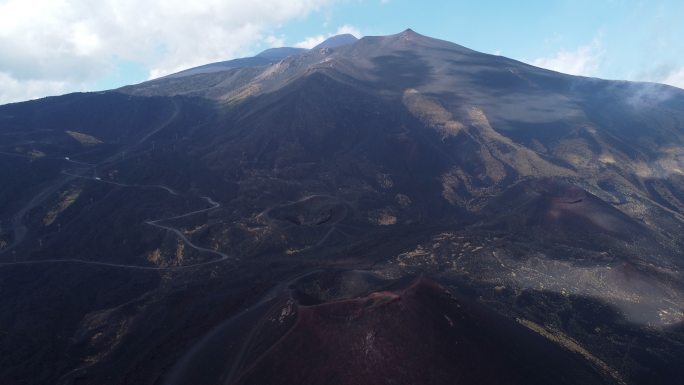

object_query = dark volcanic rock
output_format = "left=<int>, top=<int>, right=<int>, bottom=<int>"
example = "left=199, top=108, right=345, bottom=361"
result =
left=1, top=30, right=684, bottom=385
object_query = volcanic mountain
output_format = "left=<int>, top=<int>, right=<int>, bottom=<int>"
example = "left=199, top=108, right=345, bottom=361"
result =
left=1, top=30, right=684, bottom=385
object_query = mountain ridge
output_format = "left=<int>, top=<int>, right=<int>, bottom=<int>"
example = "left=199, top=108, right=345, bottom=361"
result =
left=161, top=33, right=359, bottom=80
left=1, top=29, right=684, bottom=385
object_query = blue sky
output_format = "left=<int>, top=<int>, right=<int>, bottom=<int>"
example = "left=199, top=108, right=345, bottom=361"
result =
left=271, top=0, right=684, bottom=84
left=1, top=0, right=683, bottom=104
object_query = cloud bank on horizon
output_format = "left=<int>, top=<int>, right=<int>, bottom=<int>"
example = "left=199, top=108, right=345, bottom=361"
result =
left=0, top=0, right=345, bottom=104
left=532, top=38, right=604, bottom=77
left=0, top=0, right=683, bottom=104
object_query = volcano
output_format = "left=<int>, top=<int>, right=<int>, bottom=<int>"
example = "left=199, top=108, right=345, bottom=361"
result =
left=1, top=30, right=684, bottom=385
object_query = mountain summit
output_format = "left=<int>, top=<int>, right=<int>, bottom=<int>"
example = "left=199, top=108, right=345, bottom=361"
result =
left=160, top=34, right=359, bottom=80
left=1, top=30, right=684, bottom=385
left=312, top=33, right=358, bottom=49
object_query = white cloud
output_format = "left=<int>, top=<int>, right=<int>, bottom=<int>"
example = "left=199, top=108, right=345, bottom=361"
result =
left=532, top=38, right=604, bottom=76
left=294, top=35, right=327, bottom=49
left=0, top=72, right=71, bottom=104
left=0, top=0, right=338, bottom=104
left=264, top=35, right=286, bottom=48
left=661, top=67, right=684, bottom=89
left=335, top=24, right=361, bottom=38
left=294, top=24, right=361, bottom=49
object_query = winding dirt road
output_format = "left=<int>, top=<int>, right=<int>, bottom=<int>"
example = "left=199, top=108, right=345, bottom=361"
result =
left=0, top=99, right=236, bottom=270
